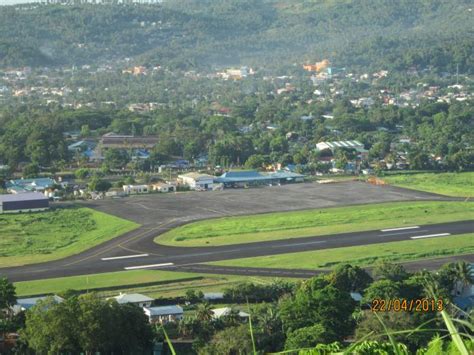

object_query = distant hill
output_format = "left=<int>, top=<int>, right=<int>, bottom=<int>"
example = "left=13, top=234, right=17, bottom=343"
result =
left=0, top=0, right=472, bottom=72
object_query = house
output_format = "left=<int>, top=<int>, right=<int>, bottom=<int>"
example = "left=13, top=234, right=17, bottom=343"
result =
left=203, top=292, right=224, bottom=301
left=6, top=177, right=56, bottom=193
left=100, top=132, right=158, bottom=150
left=150, top=182, right=175, bottom=193
left=211, top=307, right=249, bottom=320
left=0, top=193, right=49, bottom=214
left=143, top=305, right=184, bottom=324
left=110, top=293, right=153, bottom=307
left=316, top=140, right=369, bottom=161
left=122, top=184, right=149, bottom=194
left=178, top=172, right=214, bottom=191
left=14, top=295, right=64, bottom=313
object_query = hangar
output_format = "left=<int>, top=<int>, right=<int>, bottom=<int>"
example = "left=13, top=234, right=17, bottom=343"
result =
left=0, top=192, right=49, bottom=214
left=215, top=170, right=304, bottom=188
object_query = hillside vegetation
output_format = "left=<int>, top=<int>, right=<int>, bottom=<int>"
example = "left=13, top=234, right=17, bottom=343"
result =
left=0, top=0, right=472, bottom=71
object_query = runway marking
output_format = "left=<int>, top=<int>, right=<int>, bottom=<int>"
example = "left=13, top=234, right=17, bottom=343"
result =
left=378, top=229, right=428, bottom=237
left=124, top=263, right=174, bottom=270
left=101, top=254, right=149, bottom=261
left=410, top=233, right=451, bottom=240
left=272, top=240, right=327, bottom=248
left=381, top=226, right=420, bottom=232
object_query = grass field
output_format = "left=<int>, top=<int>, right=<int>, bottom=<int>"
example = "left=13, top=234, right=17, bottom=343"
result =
left=156, top=201, right=474, bottom=247
left=0, top=207, right=139, bottom=267
left=14, top=270, right=284, bottom=298
left=209, top=233, right=474, bottom=270
left=384, top=172, right=473, bottom=197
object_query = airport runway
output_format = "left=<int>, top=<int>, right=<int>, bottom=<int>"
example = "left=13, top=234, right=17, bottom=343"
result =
left=2, top=219, right=473, bottom=282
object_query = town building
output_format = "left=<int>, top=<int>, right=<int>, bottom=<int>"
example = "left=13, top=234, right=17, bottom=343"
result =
left=316, top=140, right=369, bottom=160
left=178, top=172, right=215, bottom=190
left=122, top=184, right=150, bottom=194
left=143, top=305, right=184, bottom=324
left=0, top=192, right=49, bottom=214
left=211, top=307, right=249, bottom=320
left=14, top=295, right=64, bottom=313
left=109, top=293, right=153, bottom=308
left=6, top=178, right=56, bottom=194
left=215, top=170, right=304, bottom=188
left=100, top=132, right=158, bottom=150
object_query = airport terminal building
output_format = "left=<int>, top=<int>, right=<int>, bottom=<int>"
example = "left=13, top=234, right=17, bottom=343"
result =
left=0, top=192, right=49, bottom=214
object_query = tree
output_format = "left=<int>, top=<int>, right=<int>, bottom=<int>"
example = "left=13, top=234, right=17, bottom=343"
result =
left=279, top=281, right=356, bottom=342
left=22, top=163, right=40, bottom=178
left=244, top=154, right=267, bottom=169
left=80, top=124, right=91, bottom=138
left=104, top=149, right=130, bottom=170
left=21, top=293, right=153, bottom=354
left=88, top=176, right=111, bottom=192
left=74, top=168, right=90, bottom=180
left=285, top=324, right=328, bottom=350
left=200, top=324, right=253, bottom=355
left=362, top=280, right=402, bottom=304
left=0, top=277, right=16, bottom=310
left=195, top=302, right=214, bottom=323
left=327, top=264, right=373, bottom=293
left=372, top=261, right=410, bottom=282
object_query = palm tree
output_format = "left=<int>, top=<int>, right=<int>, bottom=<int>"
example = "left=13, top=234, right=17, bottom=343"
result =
left=195, top=302, right=213, bottom=323
left=454, top=261, right=473, bottom=294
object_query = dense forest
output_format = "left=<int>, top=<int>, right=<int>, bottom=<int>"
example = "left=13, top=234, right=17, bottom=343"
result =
left=0, top=0, right=472, bottom=72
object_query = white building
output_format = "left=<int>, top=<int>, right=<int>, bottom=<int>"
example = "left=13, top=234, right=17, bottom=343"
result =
left=143, top=305, right=184, bottom=324
left=178, top=172, right=214, bottom=190
left=122, top=184, right=149, bottom=194
left=110, top=293, right=153, bottom=308
left=211, top=307, right=249, bottom=320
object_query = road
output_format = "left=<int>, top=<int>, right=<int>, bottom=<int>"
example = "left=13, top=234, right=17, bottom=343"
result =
left=2, top=219, right=473, bottom=282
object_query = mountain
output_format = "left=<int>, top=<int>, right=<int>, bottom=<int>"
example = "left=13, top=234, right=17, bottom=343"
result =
left=0, top=0, right=472, bottom=72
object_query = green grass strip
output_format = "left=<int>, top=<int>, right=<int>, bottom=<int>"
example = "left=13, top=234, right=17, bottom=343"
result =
left=13, top=270, right=200, bottom=296
left=156, top=201, right=473, bottom=247
left=384, top=172, right=473, bottom=197
left=0, top=206, right=139, bottom=267
left=208, top=233, right=474, bottom=269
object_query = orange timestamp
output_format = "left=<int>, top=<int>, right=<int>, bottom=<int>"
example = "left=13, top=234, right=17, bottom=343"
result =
left=370, top=298, right=444, bottom=313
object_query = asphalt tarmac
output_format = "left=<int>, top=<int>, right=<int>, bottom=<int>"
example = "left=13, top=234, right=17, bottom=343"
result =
left=1, top=182, right=472, bottom=283
left=2, top=220, right=472, bottom=282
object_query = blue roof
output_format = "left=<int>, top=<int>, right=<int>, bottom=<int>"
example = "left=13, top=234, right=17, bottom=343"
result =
left=216, top=170, right=304, bottom=183
left=454, top=296, right=474, bottom=310
left=7, top=178, right=56, bottom=191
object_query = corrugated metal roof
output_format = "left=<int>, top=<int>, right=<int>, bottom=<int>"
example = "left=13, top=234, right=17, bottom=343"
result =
left=112, top=293, right=154, bottom=304
left=144, top=305, right=183, bottom=316
left=0, top=192, right=48, bottom=203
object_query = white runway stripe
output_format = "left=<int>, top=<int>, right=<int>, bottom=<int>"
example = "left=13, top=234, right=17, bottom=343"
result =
left=410, top=233, right=451, bottom=240
left=101, top=254, right=149, bottom=261
left=124, top=263, right=174, bottom=270
left=381, top=226, right=420, bottom=232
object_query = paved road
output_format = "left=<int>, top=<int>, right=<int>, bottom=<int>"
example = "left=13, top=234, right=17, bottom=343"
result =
left=2, top=219, right=472, bottom=282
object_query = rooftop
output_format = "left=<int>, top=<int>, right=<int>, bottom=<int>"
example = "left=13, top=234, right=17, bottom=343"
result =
left=316, top=140, right=364, bottom=150
left=178, top=172, right=215, bottom=180
left=16, top=295, right=64, bottom=310
left=144, top=305, right=183, bottom=316
left=212, top=307, right=249, bottom=318
left=0, top=192, right=48, bottom=203
left=112, top=293, right=154, bottom=304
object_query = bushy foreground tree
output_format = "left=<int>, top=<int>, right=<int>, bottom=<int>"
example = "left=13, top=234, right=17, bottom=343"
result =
left=21, top=293, right=153, bottom=354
